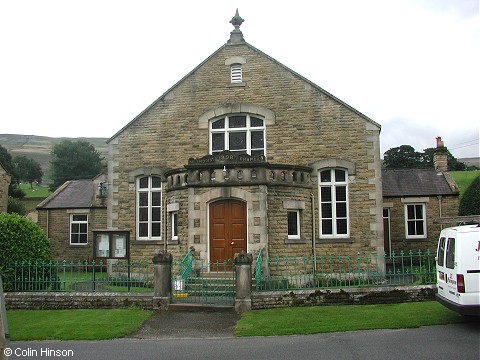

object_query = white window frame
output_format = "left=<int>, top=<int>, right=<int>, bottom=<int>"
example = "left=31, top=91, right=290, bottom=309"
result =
left=230, top=64, right=242, bottom=83
left=287, top=210, right=301, bottom=240
left=70, top=214, right=88, bottom=245
left=136, top=176, right=162, bottom=240
left=318, top=168, right=350, bottom=238
left=171, top=211, right=178, bottom=241
left=209, top=114, right=266, bottom=156
left=404, top=203, right=427, bottom=239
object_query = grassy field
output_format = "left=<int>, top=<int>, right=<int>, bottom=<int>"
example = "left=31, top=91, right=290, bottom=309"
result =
left=6, top=308, right=154, bottom=341
left=450, top=170, right=479, bottom=197
left=234, top=301, right=469, bottom=337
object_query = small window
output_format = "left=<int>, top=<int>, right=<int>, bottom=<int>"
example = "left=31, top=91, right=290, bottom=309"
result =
left=445, top=238, right=455, bottom=269
left=231, top=64, right=242, bottom=83
left=404, top=203, right=426, bottom=239
left=171, top=212, right=178, bottom=241
left=287, top=210, right=300, bottom=239
left=437, top=237, right=446, bottom=266
left=70, top=214, right=88, bottom=245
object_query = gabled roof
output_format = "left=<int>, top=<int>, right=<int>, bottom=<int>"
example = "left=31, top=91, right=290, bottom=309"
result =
left=37, top=180, right=98, bottom=209
left=382, top=169, right=459, bottom=197
left=108, top=41, right=380, bottom=143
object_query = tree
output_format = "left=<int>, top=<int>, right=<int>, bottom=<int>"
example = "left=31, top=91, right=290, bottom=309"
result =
left=383, top=145, right=425, bottom=169
left=0, top=213, right=51, bottom=291
left=13, top=155, right=44, bottom=188
left=423, top=148, right=466, bottom=171
left=459, top=175, right=480, bottom=216
left=0, top=144, right=24, bottom=198
left=49, top=140, right=104, bottom=191
left=384, top=144, right=466, bottom=170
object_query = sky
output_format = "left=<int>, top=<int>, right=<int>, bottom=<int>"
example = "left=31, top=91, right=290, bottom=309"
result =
left=1, top=0, right=479, bottom=159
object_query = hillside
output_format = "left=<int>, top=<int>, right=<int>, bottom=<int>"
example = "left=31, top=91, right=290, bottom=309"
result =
left=0, top=134, right=108, bottom=182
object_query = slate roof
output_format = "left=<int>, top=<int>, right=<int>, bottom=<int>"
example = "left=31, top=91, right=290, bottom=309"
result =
left=382, top=169, right=459, bottom=197
left=37, top=180, right=96, bottom=209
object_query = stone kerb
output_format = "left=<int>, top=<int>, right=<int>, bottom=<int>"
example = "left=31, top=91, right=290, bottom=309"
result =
left=233, top=251, right=253, bottom=313
left=152, top=251, right=173, bottom=310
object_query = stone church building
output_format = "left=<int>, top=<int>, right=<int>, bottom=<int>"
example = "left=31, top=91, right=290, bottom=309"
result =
left=104, top=11, right=384, bottom=267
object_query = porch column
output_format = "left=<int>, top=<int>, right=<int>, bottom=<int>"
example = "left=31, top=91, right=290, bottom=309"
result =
left=234, top=251, right=253, bottom=313
left=152, top=251, right=172, bottom=310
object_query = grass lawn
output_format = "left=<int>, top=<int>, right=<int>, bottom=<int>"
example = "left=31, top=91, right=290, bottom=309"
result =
left=19, top=182, right=51, bottom=198
left=6, top=308, right=153, bottom=341
left=450, top=170, right=479, bottom=198
left=6, top=302, right=470, bottom=340
left=234, top=301, right=470, bottom=336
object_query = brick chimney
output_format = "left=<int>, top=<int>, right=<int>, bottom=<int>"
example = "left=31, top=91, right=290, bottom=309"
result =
left=433, top=136, right=448, bottom=172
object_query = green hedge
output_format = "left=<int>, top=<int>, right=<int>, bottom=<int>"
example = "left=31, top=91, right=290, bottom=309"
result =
left=0, top=213, right=51, bottom=291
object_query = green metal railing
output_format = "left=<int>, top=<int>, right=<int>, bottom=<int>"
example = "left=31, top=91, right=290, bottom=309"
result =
left=255, top=248, right=263, bottom=290
left=172, top=255, right=235, bottom=306
left=255, top=249, right=436, bottom=291
left=3, top=259, right=154, bottom=293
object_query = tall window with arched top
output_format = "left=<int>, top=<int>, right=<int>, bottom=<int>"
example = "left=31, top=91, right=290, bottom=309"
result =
left=137, top=176, right=162, bottom=240
left=319, top=169, right=349, bottom=238
left=210, top=114, right=265, bottom=156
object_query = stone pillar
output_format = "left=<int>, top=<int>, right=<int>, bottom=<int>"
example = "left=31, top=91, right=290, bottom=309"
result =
left=234, top=252, right=253, bottom=313
left=152, top=252, right=172, bottom=310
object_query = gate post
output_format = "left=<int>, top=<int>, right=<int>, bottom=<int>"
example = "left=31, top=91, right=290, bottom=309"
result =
left=152, top=251, right=172, bottom=310
left=234, top=251, right=253, bottom=313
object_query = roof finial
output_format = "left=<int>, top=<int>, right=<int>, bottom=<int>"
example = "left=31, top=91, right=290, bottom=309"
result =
left=230, top=8, right=244, bottom=30
left=228, top=9, right=245, bottom=45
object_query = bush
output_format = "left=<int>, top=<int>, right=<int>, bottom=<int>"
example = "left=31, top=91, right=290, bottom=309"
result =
left=7, top=197, right=26, bottom=215
left=459, top=175, right=480, bottom=216
left=0, top=213, right=51, bottom=290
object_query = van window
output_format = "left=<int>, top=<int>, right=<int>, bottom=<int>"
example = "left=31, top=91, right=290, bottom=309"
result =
left=445, top=238, right=455, bottom=269
left=437, top=237, right=446, bottom=266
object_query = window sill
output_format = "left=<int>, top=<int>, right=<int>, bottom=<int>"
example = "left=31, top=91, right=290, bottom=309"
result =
left=285, top=238, right=307, bottom=244
left=226, top=82, right=246, bottom=88
left=131, top=240, right=179, bottom=245
left=68, top=243, right=89, bottom=246
left=405, top=237, right=428, bottom=241
left=317, top=237, right=354, bottom=244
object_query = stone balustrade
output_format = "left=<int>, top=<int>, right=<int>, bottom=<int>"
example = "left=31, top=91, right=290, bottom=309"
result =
left=165, top=163, right=312, bottom=191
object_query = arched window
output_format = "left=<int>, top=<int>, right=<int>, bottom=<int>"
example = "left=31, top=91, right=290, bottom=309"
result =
left=210, top=114, right=265, bottom=156
left=319, top=169, right=349, bottom=238
left=137, top=176, right=162, bottom=240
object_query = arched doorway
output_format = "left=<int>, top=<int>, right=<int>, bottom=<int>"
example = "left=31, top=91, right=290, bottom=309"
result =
left=209, top=199, right=247, bottom=268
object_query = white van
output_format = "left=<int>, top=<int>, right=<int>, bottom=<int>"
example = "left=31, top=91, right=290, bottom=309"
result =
left=436, top=224, right=480, bottom=316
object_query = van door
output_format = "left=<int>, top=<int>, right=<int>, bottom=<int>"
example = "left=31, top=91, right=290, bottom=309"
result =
left=444, top=237, right=457, bottom=302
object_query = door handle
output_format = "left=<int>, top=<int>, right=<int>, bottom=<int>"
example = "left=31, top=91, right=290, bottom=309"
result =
left=231, top=242, right=234, bottom=245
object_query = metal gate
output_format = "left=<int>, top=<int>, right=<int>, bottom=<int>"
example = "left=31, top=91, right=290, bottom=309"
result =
left=172, top=250, right=235, bottom=306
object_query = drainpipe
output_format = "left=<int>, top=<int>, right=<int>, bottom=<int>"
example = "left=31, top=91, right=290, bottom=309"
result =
left=163, top=193, right=167, bottom=253
left=438, top=195, right=443, bottom=230
left=310, top=192, right=316, bottom=272
left=46, top=209, right=50, bottom=238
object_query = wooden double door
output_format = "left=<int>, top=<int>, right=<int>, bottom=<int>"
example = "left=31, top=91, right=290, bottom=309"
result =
left=209, top=200, right=247, bottom=268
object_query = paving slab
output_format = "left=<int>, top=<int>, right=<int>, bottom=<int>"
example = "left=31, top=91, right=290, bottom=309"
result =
left=128, top=306, right=241, bottom=339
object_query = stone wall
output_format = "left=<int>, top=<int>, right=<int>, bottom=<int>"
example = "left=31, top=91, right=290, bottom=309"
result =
left=37, top=207, right=107, bottom=260
left=384, top=194, right=458, bottom=252
left=251, top=285, right=436, bottom=309
left=107, top=41, right=383, bottom=264
left=5, top=285, right=436, bottom=310
left=5, top=292, right=153, bottom=310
